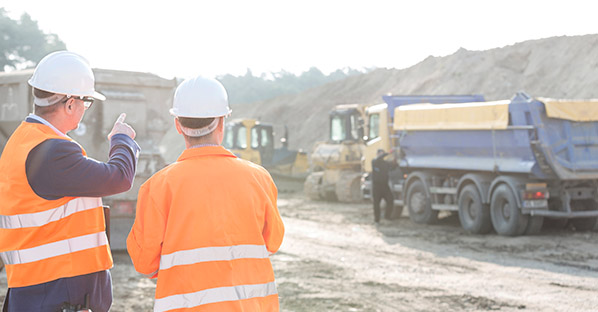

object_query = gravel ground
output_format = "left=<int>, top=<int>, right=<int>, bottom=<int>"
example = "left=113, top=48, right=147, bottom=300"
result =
left=1, top=191, right=597, bottom=311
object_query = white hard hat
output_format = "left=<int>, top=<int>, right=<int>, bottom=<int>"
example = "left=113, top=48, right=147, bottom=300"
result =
left=28, top=51, right=106, bottom=103
left=170, top=76, right=231, bottom=118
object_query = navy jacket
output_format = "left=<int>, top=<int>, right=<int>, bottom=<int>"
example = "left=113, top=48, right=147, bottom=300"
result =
left=371, top=153, right=397, bottom=187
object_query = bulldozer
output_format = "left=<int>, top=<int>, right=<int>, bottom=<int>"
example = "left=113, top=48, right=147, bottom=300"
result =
left=304, top=104, right=366, bottom=202
left=222, top=118, right=309, bottom=192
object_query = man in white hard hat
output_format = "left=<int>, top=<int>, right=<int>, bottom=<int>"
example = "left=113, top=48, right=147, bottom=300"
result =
left=127, top=76, right=285, bottom=311
left=0, top=51, right=139, bottom=311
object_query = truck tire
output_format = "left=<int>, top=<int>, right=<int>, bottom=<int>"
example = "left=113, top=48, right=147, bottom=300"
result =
left=407, top=180, right=437, bottom=224
left=490, top=184, right=529, bottom=236
left=524, top=216, right=544, bottom=235
left=458, top=184, right=492, bottom=234
left=569, top=199, right=598, bottom=231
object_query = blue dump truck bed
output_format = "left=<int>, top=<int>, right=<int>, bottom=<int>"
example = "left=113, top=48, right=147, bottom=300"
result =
left=394, top=92, right=598, bottom=181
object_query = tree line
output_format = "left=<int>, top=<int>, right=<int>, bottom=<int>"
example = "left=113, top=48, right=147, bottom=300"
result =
left=217, top=67, right=368, bottom=105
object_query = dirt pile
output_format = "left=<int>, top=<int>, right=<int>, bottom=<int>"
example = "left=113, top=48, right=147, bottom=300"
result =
left=228, top=34, right=598, bottom=152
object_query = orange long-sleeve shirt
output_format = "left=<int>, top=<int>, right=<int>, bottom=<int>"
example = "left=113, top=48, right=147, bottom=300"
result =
left=127, top=146, right=284, bottom=312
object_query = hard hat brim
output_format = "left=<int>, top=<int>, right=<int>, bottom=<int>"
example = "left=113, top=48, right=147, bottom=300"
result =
left=93, top=91, right=106, bottom=101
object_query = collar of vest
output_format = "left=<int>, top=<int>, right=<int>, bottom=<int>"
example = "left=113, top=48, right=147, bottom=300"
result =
left=177, top=145, right=237, bottom=162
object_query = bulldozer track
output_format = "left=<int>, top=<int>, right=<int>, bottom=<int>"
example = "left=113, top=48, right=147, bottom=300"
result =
left=335, top=171, right=363, bottom=203
left=304, top=172, right=325, bottom=200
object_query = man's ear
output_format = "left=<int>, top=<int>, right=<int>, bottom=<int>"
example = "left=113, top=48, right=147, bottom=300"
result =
left=63, top=98, right=75, bottom=115
left=217, top=117, right=224, bottom=130
left=174, top=118, right=182, bottom=135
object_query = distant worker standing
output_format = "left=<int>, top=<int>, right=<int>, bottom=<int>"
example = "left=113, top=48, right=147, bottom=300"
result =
left=127, top=76, right=285, bottom=311
left=0, top=51, right=139, bottom=311
left=372, top=149, right=397, bottom=223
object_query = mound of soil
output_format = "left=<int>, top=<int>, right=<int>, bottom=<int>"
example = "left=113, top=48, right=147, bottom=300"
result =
left=224, top=34, right=598, bottom=152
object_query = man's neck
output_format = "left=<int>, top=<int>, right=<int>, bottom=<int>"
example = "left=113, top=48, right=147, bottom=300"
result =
left=41, top=114, right=70, bottom=134
left=184, top=137, right=219, bottom=149
left=32, top=113, right=69, bottom=136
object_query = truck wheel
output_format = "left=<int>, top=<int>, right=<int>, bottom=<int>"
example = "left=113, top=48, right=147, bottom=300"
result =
left=407, top=180, right=437, bottom=224
left=458, top=184, right=492, bottom=234
left=524, top=216, right=544, bottom=235
left=569, top=200, right=598, bottom=231
left=490, top=184, right=529, bottom=236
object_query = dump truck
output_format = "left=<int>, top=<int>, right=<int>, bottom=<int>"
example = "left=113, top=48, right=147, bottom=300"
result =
left=363, top=92, right=598, bottom=236
left=304, top=104, right=367, bottom=202
left=222, top=118, right=309, bottom=191
left=361, top=94, right=485, bottom=198
left=0, top=68, right=177, bottom=249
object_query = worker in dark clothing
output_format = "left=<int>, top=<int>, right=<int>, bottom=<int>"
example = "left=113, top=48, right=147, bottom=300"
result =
left=372, top=149, right=397, bottom=223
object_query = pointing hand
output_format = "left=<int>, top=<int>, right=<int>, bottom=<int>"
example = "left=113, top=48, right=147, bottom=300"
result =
left=108, top=113, right=136, bottom=140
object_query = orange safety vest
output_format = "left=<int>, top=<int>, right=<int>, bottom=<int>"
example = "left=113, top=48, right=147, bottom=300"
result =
left=127, top=146, right=284, bottom=312
left=0, top=122, right=112, bottom=288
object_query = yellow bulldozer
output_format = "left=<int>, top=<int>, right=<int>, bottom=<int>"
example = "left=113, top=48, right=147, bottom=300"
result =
left=161, top=117, right=309, bottom=191
left=304, top=104, right=366, bottom=202
left=222, top=118, right=309, bottom=191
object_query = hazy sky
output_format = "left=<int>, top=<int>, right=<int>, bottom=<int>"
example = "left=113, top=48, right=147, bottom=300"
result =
left=3, top=0, right=598, bottom=79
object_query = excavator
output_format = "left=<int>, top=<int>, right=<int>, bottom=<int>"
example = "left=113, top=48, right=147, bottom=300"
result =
left=222, top=118, right=309, bottom=191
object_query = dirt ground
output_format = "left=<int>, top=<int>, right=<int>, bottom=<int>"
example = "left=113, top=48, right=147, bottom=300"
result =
left=1, top=191, right=598, bottom=311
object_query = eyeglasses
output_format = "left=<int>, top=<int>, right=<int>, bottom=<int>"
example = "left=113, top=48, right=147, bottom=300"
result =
left=80, top=97, right=94, bottom=109
left=62, top=96, right=94, bottom=109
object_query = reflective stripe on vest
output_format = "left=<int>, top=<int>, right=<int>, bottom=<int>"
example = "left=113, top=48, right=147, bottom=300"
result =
left=0, top=231, right=108, bottom=265
left=159, top=244, right=269, bottom=270
left=153, top=281, right=277, bottom=312
left=0, top=197, right=102, bottom=229
left=0, top=122, right=112, bottom=287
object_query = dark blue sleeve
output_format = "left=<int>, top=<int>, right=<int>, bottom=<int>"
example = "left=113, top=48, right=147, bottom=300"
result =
left=26, top=134, right=140, bottom=200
